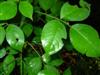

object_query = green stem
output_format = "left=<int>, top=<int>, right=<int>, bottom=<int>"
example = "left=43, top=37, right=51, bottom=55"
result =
left=35, top=11, right=71, bottom=27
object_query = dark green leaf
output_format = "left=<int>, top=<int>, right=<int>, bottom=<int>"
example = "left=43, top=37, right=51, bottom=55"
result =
left=6, top=24, right=25, bottom=51
left=0, top=26, right=5, bottom=45
left=63, top=67, right=72, bottom=75
left=38, top=0, right=56, bottom=10
left=19, top=1, right=33, bottom=20
left=70, top=24, right=100, bottom=57
left=41, top=20, right=67, bottom=55
left=49, top=59, right=64, bottom=67
left=28, top=57, right=42, bottom=75
left=21, top=23, right=33, bottom=37
left=0, top=1, right=17, bottom=20
left=3, top=55, right=15, bottom=75
left=60, top=2, right=90, bottom=21
left=0, top=48, right=6, bottom=58
left=38, top=65, right=60, bottom=75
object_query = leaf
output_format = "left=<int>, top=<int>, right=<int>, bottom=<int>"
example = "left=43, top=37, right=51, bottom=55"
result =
left=60, top=2, right=90, bottom=21
left=0, top=26, right=5, bottom=45
left=41, top=20, right=67, bottom=55
left=50, top=0, right=62, bottom=16
left=0, top=1, right=17, bottom=20
left=3, top=55, right=15, bottom=75
left=49, top=59, right=64, bottom=67
left=21, top=23, right=33, bottom=37
left=70, top=24, right=100, bottom=57
left=6, top=24, right=25, bottom=51
left=42, top=53, right=51, bottom=63
left=19, top=1, right=33, bottom=20
left=38, top=0, right=56, bottom=10
left=0, top=48, right=6, bottom=58
left=63, top=67, right=72, bottom=75
left=38, top=65, right=60, bottom=75
left=28, top=57, right=42, bottom=75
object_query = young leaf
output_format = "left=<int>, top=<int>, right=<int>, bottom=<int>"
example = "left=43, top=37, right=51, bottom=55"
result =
left=3, top=55, right=15, bottom=75
left=38, top=65, right=60, bottom=75
left=60, top=2, right=90, bottom=21
left=70, top=24, right=100, bottom=57
left=0, top=1, right=17, bottom=20
left=27, top=57, right=42, bottom=75
left=0, top=26, right=5, bottom=45
left=41, top=20, right=67, bottom=55
left=0, top=48, right=6, bottom=59
left=63, top=67, right=72, bottom=75
left=19, top=1, right=33, bottom=20
left=6, top=24, right=25, bottom=51
left=38, top=0, right=56, bottom=10
left=21, top=23, right=33, bottom=37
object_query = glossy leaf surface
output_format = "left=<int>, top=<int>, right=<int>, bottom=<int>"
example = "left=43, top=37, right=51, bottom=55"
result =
left=60, top=2, right=90, bottom=21
left=41, top=20, right=67, bottom=55
left=28, top=57, right=42, bottom=75
left=6, top=24, right=25, bottom=51
left=0, top=1, right=17, bottom=20
left=19, top=1, right=33, bottom=19
left=70, top=24, right=100, bottom=57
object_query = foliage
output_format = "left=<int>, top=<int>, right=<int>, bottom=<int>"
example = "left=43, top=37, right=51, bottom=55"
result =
left=0, top=0, right=100, bottom=75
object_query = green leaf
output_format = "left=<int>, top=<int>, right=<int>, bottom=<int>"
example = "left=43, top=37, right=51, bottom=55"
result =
left=50, top=0, right=62, bottom=16
left=6, top=24, right=25, bottom=51
left=63, top=67, right=72, bottom=75
left=0, top=1, right=17, bottom=20
left=7, top=0, right=18, bottom=2
left=42, top=53, right=51, bottom=63
left=70, top=24, right=100, bottom=57
left=33, top=26, right=42, bottom=36
left=49, top=59, right=64, bottom=67
left=60, top=2, right=90, bottom=21
left=28, top=57, right=42, bottom=75
left=3, top=55, right=15, bottom=75
left=0, top=26, right=5, bottom=45
left=41, top=20, right=67, bottom=55
left=21, top=23, right=33, bottom=37
left=38, top=0, right=56, bottom=10
left=0, top=48, right=6, bottom=58
left=19, top=1, right=33, bottom=20
left=6, top=47, right=18, bottom=55
left=79, top=0, right=90, bottom=8
left=38, top=65, right=60, bottom=75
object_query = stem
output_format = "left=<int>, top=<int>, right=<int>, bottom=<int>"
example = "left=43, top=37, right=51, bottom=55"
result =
left=27, top=42, right=41, bottom=58
left=35, top=11, right=71, bottom=27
